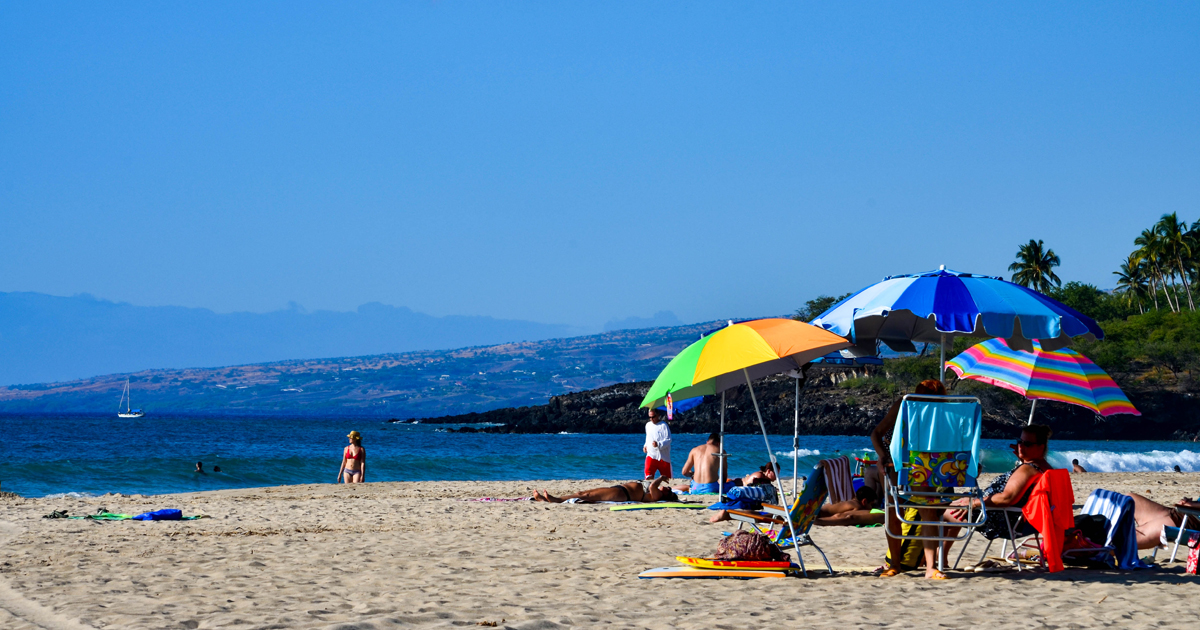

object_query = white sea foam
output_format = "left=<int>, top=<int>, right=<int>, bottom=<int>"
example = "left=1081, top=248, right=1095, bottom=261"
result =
left=42, top=491, right=100, bottom=499
left=774, top=448, right=822, bottom=458
left=1050, top=450, right=1200, bottom=473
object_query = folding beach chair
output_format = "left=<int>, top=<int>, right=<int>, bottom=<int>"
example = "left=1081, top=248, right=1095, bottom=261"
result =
left=1162, top=505, right=1200, bottom=564
left=726, top=466, right=833, bottom=577
left=960, top=505, right=1041, bottom=571
left=819, top=455, right=855, bottom=504
left=1080, top=489, right=1153, bottom=569
left=884, top=394, right=986, bottom=572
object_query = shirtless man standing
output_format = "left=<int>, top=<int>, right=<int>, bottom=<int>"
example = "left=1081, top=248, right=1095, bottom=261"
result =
left=676, top=433, right=731, bottom=494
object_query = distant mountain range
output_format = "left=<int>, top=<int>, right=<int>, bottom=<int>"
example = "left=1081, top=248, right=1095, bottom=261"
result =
left=0, top=291, right=683, bottom=386
left=0, top=320, right=723, bottom=417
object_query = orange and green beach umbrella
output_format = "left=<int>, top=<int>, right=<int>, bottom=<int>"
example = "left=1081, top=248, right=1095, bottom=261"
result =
left=640, top=318, right=851, bottom=409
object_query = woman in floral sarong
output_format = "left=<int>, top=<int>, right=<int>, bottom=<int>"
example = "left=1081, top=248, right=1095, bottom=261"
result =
left=870, top=379, right=953, bottom=579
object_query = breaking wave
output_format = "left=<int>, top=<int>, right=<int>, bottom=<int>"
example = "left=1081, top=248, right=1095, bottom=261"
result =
left=1049, top=450, right=1200, bottom=473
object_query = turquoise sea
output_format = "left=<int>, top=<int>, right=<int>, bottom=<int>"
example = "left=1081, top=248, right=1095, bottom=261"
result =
left=2, top=413, right=1198, bottom=498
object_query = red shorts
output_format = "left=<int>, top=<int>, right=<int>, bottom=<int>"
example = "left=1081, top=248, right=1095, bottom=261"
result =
left=644, top=457, right=672, bottom=479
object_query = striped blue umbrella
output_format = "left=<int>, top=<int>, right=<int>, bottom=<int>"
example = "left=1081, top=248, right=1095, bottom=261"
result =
left=810, top=267, right=1104, bottom=378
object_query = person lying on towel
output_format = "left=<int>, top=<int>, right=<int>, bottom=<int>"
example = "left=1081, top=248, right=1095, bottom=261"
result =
left=532, top=477, right=679, bottom=504
left=814, top=487, right=885, bottom=527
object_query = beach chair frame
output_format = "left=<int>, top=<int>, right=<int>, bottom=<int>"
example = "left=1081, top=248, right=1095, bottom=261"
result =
left=883, top=394, right=987, bottom=572
left=727, top=467, right=833, bottom=577
left=957, top=506, right=1041, bottom=571
left=1157, top=505, right=1200, bottom=564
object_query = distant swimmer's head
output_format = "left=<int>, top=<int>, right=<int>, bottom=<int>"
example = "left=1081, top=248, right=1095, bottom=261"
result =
left=347, top=430, right=362, bottom=446
left=914, top=379, right=947, bottom=396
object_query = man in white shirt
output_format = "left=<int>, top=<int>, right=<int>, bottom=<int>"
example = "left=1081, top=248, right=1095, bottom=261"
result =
left=643, top=408, right=672, bottom=480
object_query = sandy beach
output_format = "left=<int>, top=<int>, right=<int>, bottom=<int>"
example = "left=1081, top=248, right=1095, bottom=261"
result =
left=0, top=473, right=1197, bottom=629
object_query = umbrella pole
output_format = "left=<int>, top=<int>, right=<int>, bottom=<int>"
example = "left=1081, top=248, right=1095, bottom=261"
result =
left=744, top=368, right=802, bottom=570
left=793, top=376, right=800, bottom=499
left=718, top=391, right=727, bottom=500
left=940, top=333, right=946, bottom=382
left=1027, top=399, right=1038, bottom=426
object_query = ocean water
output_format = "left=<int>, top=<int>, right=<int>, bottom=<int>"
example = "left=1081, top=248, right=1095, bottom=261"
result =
left=2, top=413, right=1199, bottom=498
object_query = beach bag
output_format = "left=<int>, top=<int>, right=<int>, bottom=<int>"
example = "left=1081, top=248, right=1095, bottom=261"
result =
left=1061, top=528, right=1112, bottom=568
left=132, top=509, right=183, bottom=521
left=1186, top=532, right=1200, bottom=575
left=714, top=531, right=789, bottom=562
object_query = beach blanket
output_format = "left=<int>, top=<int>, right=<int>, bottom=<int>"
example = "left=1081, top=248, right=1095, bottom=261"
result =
left=45, top=509, right=208, bottom=521
left=1080, top=489, right=1152, bottom=569
left=820, top=456, right=854, bottom=504
left=462, top=497, right=533, bottom=502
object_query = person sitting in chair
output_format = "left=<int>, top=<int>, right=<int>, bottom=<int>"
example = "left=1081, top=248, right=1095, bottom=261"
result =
left=939, top=424, right=1055, bottom=561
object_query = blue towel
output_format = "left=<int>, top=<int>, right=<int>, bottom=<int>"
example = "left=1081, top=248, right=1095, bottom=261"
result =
left=890, top=400, right=982, bottom=482
left=1080, top=489, right=1152, bottom=569
left=132, top=509, right=183, bottom=521
left=707, top=484, right=778, bottom=511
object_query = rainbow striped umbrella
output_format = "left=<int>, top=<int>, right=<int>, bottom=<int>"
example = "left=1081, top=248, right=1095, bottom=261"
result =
left=947, top=338, right=1139, bottom=419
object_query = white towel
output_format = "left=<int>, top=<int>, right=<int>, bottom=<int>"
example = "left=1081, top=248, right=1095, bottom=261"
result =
left=821, top=456, right=854, bottom=504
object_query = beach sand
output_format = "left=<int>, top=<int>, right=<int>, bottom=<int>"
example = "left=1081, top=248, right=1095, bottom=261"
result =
left=1, top=473, right=1197, bottom=629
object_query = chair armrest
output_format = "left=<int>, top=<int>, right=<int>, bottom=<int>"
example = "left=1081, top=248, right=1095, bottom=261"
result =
left=727, top=510, right=784, bottom=526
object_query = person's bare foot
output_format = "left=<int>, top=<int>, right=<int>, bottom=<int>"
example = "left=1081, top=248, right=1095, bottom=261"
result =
left=542, top=492, right=565, bottom=504
left=531, top=490, right=545, bottom=501
left=709, top=509, right=730, bottom=523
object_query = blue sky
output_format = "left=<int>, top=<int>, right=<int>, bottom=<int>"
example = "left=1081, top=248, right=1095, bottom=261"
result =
left=2, top=3, right=1197, bottom=328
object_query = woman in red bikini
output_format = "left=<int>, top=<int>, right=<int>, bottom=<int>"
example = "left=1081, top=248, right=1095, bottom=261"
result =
left=338, top=430, right=366, bottom=483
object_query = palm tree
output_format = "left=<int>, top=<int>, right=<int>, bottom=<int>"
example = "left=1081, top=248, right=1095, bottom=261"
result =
left=1135, top=228, right=1179, bottom=312
left=1155, top=212, right=1194, bottom=311
left=1009, top=239, right=1062, bottom=293
left=1113, top=254, right=1149, bottom=314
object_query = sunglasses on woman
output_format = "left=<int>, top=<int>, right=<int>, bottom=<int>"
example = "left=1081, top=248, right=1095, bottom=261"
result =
left=1013, top=439, right=1044, bottom=447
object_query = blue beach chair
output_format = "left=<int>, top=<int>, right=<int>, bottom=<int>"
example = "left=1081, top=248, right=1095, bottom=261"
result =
left=884, top=394, right=987, bottom=572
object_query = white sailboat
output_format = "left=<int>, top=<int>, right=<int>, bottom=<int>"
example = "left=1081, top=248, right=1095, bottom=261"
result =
left=117, top=379, right=145, bottom=418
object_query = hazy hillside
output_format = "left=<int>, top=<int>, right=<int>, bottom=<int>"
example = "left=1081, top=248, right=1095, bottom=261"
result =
left=0, top=292, right=597, bottom=385
left=0, top=321, right=724, bottom=417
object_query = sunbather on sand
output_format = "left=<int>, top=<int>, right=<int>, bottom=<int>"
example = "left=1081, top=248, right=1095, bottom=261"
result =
left=1129, top=494, right=1200, bottom=549
left=814, top=487, right=884, bottom=527
left=532, top=477, right=679, bottom=503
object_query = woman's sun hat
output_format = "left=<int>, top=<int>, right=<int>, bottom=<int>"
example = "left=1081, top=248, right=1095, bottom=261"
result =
left=347, top=430, right=362, bottom=441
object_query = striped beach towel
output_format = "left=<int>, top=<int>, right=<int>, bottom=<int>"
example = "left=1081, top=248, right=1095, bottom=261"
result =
left=820, top=456, right=854, bottom=504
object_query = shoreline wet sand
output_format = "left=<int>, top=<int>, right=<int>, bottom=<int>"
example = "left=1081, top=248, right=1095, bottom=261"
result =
left=1, top=473, right=1197, bottom=629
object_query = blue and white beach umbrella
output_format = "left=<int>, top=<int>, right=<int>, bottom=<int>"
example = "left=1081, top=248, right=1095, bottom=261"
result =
left=810, top=267, right=1104, bottom=378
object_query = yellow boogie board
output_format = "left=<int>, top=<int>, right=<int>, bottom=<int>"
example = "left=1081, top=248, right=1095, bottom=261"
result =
left=639, top=566, right=790, bottom=579
left=675, top=556, right=796, bottom=572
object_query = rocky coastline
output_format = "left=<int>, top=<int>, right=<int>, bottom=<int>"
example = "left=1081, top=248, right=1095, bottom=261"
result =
left=403, top=366, right=1200, bottom=441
